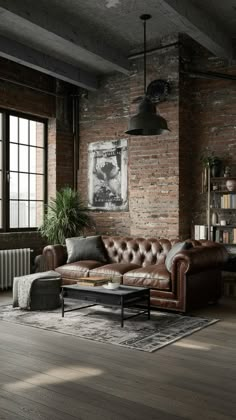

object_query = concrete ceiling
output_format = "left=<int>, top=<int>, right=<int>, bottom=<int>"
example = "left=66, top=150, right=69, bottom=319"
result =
left=0, top=0, right=235, bottom=90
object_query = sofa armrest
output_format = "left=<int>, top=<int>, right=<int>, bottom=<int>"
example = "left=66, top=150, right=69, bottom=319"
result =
left=171, top=244, right=228, bottom=276
left=43, top=245, right=67, bottom=270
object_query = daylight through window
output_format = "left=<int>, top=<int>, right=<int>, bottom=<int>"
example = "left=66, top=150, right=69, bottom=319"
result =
left=0, top=110, right=46, bottom=230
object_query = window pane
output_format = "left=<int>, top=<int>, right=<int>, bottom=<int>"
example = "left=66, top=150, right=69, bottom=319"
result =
left=19, top=118, right=28, bottom=144
left=10, top=116, right=18, bottom=142
left=36, top=148, right=44, bottom=174
left=30, top=201, right=43, bottom=227
left=10, top=143, right=18, bottom=171
left=29, top=201, right=36, bottom=226
left=7, top=113, right=46, bottom=230
left=10, top=172, right=18, bottom=199
left=19, top=201, right=29, bottom=227
left=30, top=175, right=44, bottom=201
left=0, top=114, right=2, bottom=141
left=30, top=121, right=36, bottom=145
left=0, top=141, right=2, bottom=169
left=19, top=145, right=29, bottom=172
left=36, top=122, right=44, bottom=147
left=19, top=173, right=28, bottom=199
left=36, top=175, right=44, bottom=200
left=30, top=146, right=36, bottom=173
left=30, top=174, right=36, bottom=199
left=10, top=201, right=18, bottom=228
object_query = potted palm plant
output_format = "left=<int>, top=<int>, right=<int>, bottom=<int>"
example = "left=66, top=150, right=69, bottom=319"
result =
left=39, top=187, right=95, bottom=244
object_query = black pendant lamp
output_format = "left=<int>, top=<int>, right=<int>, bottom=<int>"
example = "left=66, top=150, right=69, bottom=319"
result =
left=126, top=14, right=170, bottom=136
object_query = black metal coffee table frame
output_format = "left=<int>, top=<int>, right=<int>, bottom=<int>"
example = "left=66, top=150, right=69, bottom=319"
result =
left=61, top=285, right=150, bottom=327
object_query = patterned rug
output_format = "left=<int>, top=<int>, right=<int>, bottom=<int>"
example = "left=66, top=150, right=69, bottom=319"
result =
left=0, top=302, right=218, bottom=353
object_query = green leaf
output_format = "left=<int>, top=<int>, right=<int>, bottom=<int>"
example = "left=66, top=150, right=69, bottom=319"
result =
left=38, top=187, right=94, bottom=244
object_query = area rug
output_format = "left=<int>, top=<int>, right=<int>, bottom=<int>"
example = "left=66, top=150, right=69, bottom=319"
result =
left=0, top=303, right=218, bottom=353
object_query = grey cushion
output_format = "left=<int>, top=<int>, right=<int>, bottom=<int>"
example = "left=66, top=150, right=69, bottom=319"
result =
left=66, top=235, right=108, bottom=264
left=165, top=241, right=193, bottom=272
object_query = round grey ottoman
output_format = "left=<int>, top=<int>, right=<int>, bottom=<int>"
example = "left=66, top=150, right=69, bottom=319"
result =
left=30, top=277, right=62, bottom=310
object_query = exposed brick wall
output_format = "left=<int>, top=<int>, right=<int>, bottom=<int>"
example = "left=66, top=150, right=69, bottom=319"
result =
left=79, top=44, right=181, bottom=238
left=180, top=37, right=236, bottom=229
left=2, top=37, right=235, bottom=249
left=0, top=57, right=74, bottom=254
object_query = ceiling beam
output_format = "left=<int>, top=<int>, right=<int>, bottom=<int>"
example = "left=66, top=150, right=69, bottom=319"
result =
left=159, top=0, right=233, bottom=60
left=0, top=1, right=129, bottom=74
left=0, top=35, right=98, bottom=91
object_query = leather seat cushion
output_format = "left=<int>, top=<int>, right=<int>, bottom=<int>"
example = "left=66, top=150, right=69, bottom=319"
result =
left=90, top=263, right=141, bottom=281
left=55, top=260, right=104, bottom=279
left=123, top=263, right=171, bottom=290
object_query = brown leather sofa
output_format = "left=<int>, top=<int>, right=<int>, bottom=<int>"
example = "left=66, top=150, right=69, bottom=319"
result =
left=43, top=236, right=228, bottom=313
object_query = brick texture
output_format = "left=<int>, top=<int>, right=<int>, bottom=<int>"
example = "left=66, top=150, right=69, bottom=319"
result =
left=180, top=36, right=236, bottom=229
left=1, top=37, right=236, bottom=250
left=79, top=43, right=181, bottom=238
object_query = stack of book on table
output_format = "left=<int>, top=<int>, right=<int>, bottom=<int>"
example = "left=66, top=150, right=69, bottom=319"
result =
left=76, top=276, right=109, bottom=287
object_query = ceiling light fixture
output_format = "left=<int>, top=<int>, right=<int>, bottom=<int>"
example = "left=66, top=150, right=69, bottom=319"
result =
left=126, top=14, right=170, bottom=136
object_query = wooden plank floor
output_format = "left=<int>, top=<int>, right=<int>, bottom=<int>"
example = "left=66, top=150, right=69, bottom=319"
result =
left=0, top=291, right=236, bottom=420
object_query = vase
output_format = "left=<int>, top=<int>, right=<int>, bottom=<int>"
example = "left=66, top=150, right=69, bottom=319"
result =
left=211, top=211, right=218, bottom=225
left=211, top=162, right=222, bottom=177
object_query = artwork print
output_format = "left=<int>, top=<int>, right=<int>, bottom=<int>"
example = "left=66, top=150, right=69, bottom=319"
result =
left=88, top=139, right=128, bottom=210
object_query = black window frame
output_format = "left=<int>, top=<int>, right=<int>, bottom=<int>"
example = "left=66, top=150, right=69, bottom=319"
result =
left=0, top=108, right=47, bottom=232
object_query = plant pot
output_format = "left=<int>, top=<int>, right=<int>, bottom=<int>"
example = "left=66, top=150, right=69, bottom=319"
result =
left=211, top=161, right=222, bottom=177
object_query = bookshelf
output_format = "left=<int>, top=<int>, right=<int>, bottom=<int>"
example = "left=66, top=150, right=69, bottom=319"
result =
left=209, top=176, right=236, bottom=246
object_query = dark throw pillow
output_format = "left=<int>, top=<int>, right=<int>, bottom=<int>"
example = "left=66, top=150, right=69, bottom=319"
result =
left=165, top=241, right=193, bottom=272
left=66, top=235, right=108, bottom=264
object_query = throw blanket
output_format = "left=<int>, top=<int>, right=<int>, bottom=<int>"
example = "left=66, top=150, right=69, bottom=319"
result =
left=13, top=271, right=61, bottom=309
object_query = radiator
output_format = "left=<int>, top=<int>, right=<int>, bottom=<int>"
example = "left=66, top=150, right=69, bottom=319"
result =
left=0, top=248, right=31, bottom=290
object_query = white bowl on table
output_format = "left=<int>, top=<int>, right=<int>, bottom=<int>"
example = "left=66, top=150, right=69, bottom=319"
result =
left=103, top=281, right=120, bottom=290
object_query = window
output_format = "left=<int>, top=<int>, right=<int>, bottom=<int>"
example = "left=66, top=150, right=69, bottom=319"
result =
left=0, top=110, right=47, bottom=230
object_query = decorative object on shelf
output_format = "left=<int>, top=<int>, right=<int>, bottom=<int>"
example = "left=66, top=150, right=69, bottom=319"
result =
left=226, top=179, right=236, bottom=192
left=200, top=149, right=222, bottom=177
left=220, top=220, right=227, bottom=226
left=211, top=211, right=218, bottom=225
left=210, top=158, right=222, bottom=177
left=224, top=166, right=231, bottom=177
left=125, top=14, right=170, bottom=136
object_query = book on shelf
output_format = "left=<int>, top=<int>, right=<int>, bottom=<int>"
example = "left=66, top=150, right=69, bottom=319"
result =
left=233, top=228, right=236, bottom=244
left=194, top=225, right=207, bottom=240
left=223, top=230, right=229, bottom=244
left=215, top=229, right=221, bottom=242
left=219, top=193, right=236, bottom=209
left=231, top=194, right=236, bottom=209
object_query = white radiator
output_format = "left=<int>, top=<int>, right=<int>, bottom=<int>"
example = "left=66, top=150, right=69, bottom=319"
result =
left=0, top=248, right=31, bottom=290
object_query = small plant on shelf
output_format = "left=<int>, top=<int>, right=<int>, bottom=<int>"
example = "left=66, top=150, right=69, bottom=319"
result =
left=200, top=148, right=222, bottom=177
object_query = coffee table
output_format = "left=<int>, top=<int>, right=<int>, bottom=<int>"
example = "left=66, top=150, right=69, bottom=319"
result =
left=61, top=284, right=150, bottom=327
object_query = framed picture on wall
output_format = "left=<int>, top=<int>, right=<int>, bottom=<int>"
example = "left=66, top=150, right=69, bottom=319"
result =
left=88, top=139, right=128, bottom=211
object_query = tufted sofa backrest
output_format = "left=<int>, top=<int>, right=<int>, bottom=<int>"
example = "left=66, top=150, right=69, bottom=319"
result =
left=102, top=236, right=183, bottom=267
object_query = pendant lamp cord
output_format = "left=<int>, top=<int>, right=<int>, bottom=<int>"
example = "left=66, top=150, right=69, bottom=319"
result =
left=143, top=18, right=147, bottom=94
left=140, top=14, right=151, bottom=94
